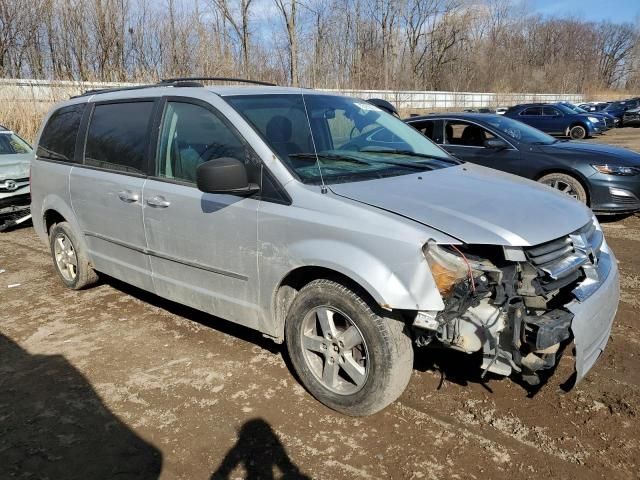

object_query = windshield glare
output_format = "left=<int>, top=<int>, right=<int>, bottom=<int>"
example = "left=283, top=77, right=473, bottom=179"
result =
left=226, top=94, right=455, bottom=184
left=0, top=132, right=32, bottom=155
left=483, top=115, right=557, bottom=145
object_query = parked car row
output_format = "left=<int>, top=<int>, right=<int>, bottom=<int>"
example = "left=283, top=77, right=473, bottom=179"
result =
left=578, top=98, right=640, bottom=128
left=405, top=113, right=640, bottom=214
left=6, top=79, right=620, bottom=417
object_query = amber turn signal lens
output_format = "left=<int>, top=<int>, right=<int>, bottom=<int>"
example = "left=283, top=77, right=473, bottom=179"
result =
left=430, top=263, right=459, bottom=296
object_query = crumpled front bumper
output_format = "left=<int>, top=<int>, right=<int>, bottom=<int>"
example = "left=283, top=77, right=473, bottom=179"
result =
left=567, top=247, right=619, bottom=383
left=0, top=190, right=31, bottom=231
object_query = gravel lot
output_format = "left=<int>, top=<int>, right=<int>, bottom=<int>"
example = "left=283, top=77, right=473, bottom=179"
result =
left=1, top=128, right=639, bottom=479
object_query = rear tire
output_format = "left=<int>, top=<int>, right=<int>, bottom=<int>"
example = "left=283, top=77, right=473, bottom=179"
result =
left=49, top=222, right=98, bottom=290
left=538, top=173, right=588, bottom=204
left=285, top=279, right=413, bottom=416
left=568, top=124, right=587, bottom=140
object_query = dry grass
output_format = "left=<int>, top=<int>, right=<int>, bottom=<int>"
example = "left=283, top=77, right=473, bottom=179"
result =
left=0, top=100, right=54, bottom=143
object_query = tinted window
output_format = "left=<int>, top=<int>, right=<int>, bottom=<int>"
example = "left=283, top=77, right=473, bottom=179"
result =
left=543, top=107, right=561, bottom=116
left=444, top=120, right=495, bottom=146
left=409, top=120, right=438, bottom=142
left=157, top=101, right=255, bottom=183
left=521, top=107, right=542, bottom=116
left=37, top=104, right=85, bottom=162
left=85, top=102, right=153, bottom=174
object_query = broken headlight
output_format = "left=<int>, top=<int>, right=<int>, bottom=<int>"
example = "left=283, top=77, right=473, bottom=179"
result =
left=422, top=242, right=483, bottom=296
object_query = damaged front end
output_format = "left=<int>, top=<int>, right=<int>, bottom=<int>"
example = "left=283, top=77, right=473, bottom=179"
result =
left=414, top=216, right=619, bottom=387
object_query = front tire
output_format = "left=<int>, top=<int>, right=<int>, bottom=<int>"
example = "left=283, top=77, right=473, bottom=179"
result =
left=569, top=124, right=587, bottom=139
left=49, top=222, right=98, bottom=290
left=285, top=279, right=413, bottom=416
left=538, top=173, right=588, bottom=204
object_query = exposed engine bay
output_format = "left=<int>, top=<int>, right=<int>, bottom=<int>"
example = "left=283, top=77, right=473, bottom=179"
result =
left=413, top=217, right=608, bottom=386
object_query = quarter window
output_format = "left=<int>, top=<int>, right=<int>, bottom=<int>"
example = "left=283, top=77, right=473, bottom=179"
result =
left=521, top=107, right=542, bottom=116
left=37, top=104, right=85, bottom=162
left=157, top=101, right=255, bottom=183
left=84, top=101, right=153, bottom=174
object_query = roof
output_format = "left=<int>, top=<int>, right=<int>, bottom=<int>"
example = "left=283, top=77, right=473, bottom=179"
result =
left=403, top=112, right=503, bottom=122
left=60, top=84, right=340, bottom=109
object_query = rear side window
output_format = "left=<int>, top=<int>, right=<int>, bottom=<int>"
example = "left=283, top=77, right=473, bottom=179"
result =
left=84, top=101, right=153, bottom=174
left=37, top=104, right=85, bottom=162
left=521, top=107, right=542, bottom=116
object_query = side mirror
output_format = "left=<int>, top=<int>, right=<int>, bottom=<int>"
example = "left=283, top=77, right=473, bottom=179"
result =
left=196, top=157, right=260, bottom=196
left=484, top=138, right=508, bottom=150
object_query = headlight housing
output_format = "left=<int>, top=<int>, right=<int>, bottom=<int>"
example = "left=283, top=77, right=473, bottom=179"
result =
left=422, top=242, right=483, bottom=296
left=592, top=164, right=640, bottom=176
left=588, top=116, right=600, bottom=123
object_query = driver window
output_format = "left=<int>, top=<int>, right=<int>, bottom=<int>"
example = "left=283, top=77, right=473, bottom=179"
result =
left=444, top=121, right=495, bottom=147
left=157, top=102, right=247, bottom=183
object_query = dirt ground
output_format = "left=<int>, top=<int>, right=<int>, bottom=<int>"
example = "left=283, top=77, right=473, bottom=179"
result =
left=1, top=128, right=640, bottom=480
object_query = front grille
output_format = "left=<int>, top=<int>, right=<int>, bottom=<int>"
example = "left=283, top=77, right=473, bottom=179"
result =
left=524, top=220, right=602, bottom=293
left=0, top=178, right=29, bottom=192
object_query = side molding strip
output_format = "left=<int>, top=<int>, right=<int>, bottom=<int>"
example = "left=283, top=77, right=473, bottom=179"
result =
left=84, top=231, right=248, bottom=281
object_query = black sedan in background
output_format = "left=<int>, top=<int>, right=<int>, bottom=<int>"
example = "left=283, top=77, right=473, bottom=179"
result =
left=405, top=113, right=640, bottom=214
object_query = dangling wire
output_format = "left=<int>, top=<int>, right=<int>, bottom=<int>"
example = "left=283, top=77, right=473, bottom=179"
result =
left=299, top=89, right=327, bottom=193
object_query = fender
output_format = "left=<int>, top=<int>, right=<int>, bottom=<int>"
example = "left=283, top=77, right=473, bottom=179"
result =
left=261, top=237, right=446, bottom=338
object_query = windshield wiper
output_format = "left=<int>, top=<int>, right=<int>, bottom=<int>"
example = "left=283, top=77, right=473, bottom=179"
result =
left=288, top=153, right=372, bottom=165
left=358, top=147, right=460, bottom=164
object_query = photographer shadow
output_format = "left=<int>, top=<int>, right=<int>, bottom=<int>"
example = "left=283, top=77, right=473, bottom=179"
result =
left=211, top=418, right=309, bottom=480
left=0, top=333, right=162, bottom=479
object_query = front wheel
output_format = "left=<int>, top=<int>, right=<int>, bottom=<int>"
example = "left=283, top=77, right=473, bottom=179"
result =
left=538, top=173, right=588, bottom=204
left=285, top=279, right=413, bottom=416
left=569, top=124, right=588, bottom=140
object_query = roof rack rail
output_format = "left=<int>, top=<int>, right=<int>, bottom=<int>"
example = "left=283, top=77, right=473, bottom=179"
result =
left=71, top=84, right=159, bottom=99
left=160, top=77, right=277, bottom=87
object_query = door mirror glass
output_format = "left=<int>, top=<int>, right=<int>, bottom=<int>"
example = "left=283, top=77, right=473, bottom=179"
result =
left=484, top=138, right=508, bottom=150
left=196, top=157, right=259, bottom=195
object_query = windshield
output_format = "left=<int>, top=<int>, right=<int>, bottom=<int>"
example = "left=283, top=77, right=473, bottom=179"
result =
left=565, top=103, right=587, bottom=113
left=483, top=115, right=558, bottom=145
left=0, top=132, right=32, bottom=155
left=555, top=103, right=576, bottom=115
left=226, top=94, right=456, bottom=184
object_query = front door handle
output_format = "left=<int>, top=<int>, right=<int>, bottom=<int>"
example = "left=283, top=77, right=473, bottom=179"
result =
left=118, top=190, right=140, bottom=203
left=147, top=196, right=171, bottom=208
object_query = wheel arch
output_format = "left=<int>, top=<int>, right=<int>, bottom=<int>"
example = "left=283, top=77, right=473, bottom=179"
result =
left=271, top=266, right=386, bottom=342
left=39, top=196, right=90, bottom=255
left=534, top=168, right=592, bottom=205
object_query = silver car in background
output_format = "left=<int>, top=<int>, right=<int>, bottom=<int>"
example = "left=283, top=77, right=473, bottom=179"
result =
left=0, top=126, right=32, bottom=231
left=30, top=81, right=619, bottom=415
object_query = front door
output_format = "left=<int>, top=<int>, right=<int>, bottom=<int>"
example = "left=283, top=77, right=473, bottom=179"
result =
left=441, top=119, right=522, bottom=174
left=70, top=100, right=156, bottom=291
left=143, top=98, right=262, bottom=329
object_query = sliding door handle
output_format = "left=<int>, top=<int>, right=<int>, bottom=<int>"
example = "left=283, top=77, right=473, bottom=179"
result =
left=117, top=190, right=139, bottom=203
left=147, top=196, right=171, bottom=208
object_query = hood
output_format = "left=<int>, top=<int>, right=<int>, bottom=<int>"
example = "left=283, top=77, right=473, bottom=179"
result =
left=538, top=140, right=640, bottom=166
left=0, top=153, right=32, bottom=181
left=330, top=163, right=592, bottom=247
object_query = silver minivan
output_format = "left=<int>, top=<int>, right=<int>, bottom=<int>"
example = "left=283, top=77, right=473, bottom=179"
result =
left=31, top=80, right=620, bottom=415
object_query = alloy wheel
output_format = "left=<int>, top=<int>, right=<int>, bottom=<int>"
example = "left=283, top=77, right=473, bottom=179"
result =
left=542, top=179, right=580, bottom=199
left=300, top=306, right=369, bottom=395
left=53, top=232, right=78, bottom=282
